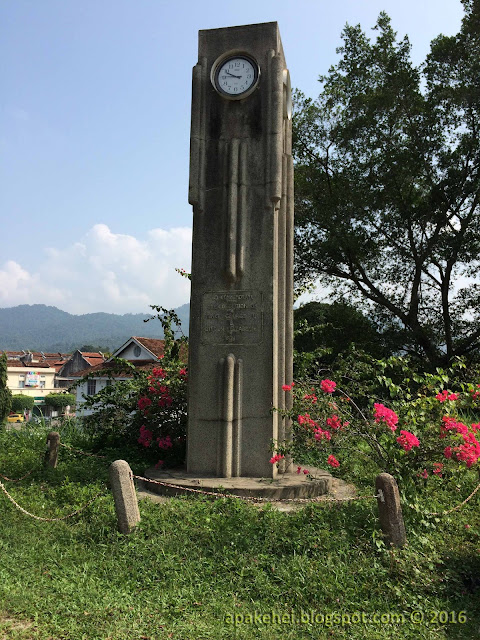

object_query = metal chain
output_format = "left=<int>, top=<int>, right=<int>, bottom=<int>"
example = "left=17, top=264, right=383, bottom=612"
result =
left=416, top=480, right=480, bottom=517
left=59, top=442, right=107, bottom=459
left=0, top=468, right=36, bottom=482
left=0, top=479, right=104, bottom=522
left=133, top=474, right=379, bottom=504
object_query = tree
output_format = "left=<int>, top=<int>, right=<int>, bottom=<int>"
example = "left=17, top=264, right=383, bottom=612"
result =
left=11, top=394, right=35, bottom=413
left=294, top=301, right=389, bottom=360
left=293, top=1, right=480, bottom=367
left=44, top=393, right=76, bottom=410
left=0, top=353, right=12, bottom=421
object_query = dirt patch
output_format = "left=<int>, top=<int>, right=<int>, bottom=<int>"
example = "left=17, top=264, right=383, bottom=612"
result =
left=0, top=614, right=35, bottom=640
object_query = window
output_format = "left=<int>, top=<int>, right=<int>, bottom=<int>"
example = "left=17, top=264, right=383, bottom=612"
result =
left=133, top=345, right=141, bottom=357
left=87, top=380, right=97, bottom=396
left=18, top=376, right=25, bottom=389
left=40, top=375, right=46, bottom=389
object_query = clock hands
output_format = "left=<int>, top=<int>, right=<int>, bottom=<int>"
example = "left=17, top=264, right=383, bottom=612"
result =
left=225, top=70, right=242, bottom=79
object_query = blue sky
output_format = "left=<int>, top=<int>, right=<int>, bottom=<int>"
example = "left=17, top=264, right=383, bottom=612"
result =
left=0, top=0, right=464, bottom=314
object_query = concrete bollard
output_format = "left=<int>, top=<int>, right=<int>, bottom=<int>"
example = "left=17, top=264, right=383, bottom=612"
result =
left=375, top=473, right=406, bottom=548
left=109, top=460, right=140, bottom=534
left=44, top=431, right=60, bottom=468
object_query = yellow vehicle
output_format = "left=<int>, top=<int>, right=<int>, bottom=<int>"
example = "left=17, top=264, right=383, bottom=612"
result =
left=7, top=413, right=24, bottom=423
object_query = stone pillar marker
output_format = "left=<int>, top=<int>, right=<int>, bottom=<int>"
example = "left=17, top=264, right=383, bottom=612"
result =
left=109, top=460, right=140, bottom=534
left=187, top=22, right=294, bottom=479
left=44, top=431, right=60, bottom=468
left=376, top=473, right=406, bottom=548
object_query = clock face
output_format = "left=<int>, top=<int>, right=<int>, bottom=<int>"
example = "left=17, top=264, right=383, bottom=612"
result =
left=213, top=55, right=259, bottom=98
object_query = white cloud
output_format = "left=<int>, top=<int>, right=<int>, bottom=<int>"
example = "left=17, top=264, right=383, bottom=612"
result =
left=0, top=224, right=192, bottom=314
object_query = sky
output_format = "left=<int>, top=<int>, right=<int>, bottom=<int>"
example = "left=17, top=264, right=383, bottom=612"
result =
left=0, top=0, right=465, bottom=315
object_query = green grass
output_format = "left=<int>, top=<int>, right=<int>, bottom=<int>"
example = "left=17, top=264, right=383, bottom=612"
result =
left=1, top=425, right=480, bottom=639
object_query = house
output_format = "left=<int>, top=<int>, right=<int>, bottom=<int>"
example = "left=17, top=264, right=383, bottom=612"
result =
left=4, top=358, right=57, bottom=417
left=55, top=350, right=105, bottom=388
left=2, top=349, right=103, bottom=418
left=69, top=337, right=168, bottom=416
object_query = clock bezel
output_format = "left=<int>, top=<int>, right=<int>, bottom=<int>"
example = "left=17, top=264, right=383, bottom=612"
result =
left=211, top=51, right=260, bottom=100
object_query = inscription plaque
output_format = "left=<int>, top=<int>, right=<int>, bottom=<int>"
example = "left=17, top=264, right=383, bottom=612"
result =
left=201, top=290, right=263, bottom=345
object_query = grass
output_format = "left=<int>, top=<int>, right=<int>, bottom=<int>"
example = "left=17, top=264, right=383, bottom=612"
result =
left=0, top=423, right=480, bottom=639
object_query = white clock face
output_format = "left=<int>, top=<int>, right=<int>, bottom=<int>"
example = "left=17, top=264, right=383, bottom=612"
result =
left=214, top=56, right=259, bottom=98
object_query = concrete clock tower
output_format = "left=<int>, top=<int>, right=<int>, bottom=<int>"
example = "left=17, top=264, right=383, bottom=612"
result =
left=187, top=22, right=294, bottom=479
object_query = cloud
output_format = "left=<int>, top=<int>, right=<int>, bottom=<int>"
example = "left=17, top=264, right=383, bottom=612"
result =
left=0, top=224, right=192, bottom=315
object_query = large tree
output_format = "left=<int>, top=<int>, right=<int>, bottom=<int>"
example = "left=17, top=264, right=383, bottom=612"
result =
left=293, top=1, right=480, bottom=367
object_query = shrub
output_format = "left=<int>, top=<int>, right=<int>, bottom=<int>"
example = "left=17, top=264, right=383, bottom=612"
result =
left=11, top=394, right=35, bottom=412
left=44, top=393, right=76, bottom=410
left=276, top=357, right=480, bottom=496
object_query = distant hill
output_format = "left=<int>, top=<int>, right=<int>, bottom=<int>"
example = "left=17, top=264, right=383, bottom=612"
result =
left=0, top=304, right=190, bottom=352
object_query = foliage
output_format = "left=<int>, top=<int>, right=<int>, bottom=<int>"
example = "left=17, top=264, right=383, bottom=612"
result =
left=1, top=425, right=480, bottom=639
left=293, top=2, right=480, bottom=367
left=0, top=352, right=12, bottom=423
left=10, top=394, right=35, bottom=413
left=276, top=357, right=480, bottom=497
left=294, top=301, right=390, bottom=363
left=44, top=393, right=76, bottom=410
left=78, top=307, right=188, bottom=466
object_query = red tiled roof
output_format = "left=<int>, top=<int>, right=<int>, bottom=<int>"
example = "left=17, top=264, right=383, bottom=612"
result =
left=132, top=337, right=166, bottom=358
left=82, top=354, right=105, bottom=366
left=6, top=360, right=53, bottom=369
left=69, top=360, right=158, bottom=378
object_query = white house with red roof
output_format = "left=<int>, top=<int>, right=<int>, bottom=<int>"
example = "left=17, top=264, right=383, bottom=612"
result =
left=69, top=337, right=167, bottom=416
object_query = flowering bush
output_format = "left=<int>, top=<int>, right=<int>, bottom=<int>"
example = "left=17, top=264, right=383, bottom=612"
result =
left=274, top=358, right=480, bottom=494
left=79, top=306, right=187, bottom=466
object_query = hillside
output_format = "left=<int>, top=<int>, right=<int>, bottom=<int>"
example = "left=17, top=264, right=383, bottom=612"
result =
left=0, top=304, right=190, bottom=352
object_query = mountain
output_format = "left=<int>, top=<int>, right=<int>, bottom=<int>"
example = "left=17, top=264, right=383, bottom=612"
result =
left=0, top=304, right=190, bottom=352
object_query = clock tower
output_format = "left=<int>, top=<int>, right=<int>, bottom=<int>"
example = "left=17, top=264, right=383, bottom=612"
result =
left=187, top=22, right=293, bottom=479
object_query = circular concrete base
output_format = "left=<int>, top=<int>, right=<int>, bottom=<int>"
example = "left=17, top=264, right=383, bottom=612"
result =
left=141, top=466, right=333, bottom=500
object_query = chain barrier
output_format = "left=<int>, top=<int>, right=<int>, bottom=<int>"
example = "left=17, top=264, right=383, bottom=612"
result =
left=409, top=480, right=480, bottom=517
left=59, top=442, right=107, bottom=459
left=133, top=474, right=380, bottom=505
left=0, top=479, right=105, bottom=522
left=0, top=468, right=36, bottom=482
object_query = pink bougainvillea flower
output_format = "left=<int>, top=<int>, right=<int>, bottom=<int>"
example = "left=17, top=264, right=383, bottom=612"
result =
left=303, top=393, right=318, bottom=403
left=282, top=384, right=293, bottom=391
left=297, top=413, right=317, bottom=429
left=418, top=469, right=428, bottom=479
left=433, top=462, right=443, bottom=476
left=152, top=367, right=166, bottom=379
left=137, top=396, right=152, bottom=411
left=296, top=466, right=301, bottom=475
left=444, top=445, right=453, bottom=459
left=314, top=427, right=331, bottom=441
left=470, top=385, right=480, bottom=400
left=155, top=460, right=164, bottom=469
left=269, top=453, right=285, bottom=464
left=320, top=379, right=336, bottom=394
left=396, top=430, right=420, bottom=452
left=435, top=390, right=459, bottom=403
left=303, top=469, right=310, bottom=475
left=440, top=415, right=468, bottom=438
left=138, top=425, right=153, bottom=448
left=326, top=415, right=344, bottom=430
left=374, top=403, right=398, bottom=431
left=157, top=435, right=173, bottom=450
left=327, top=454, right=340, bottom=468
left=179, top=368, right=188, bottom=377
